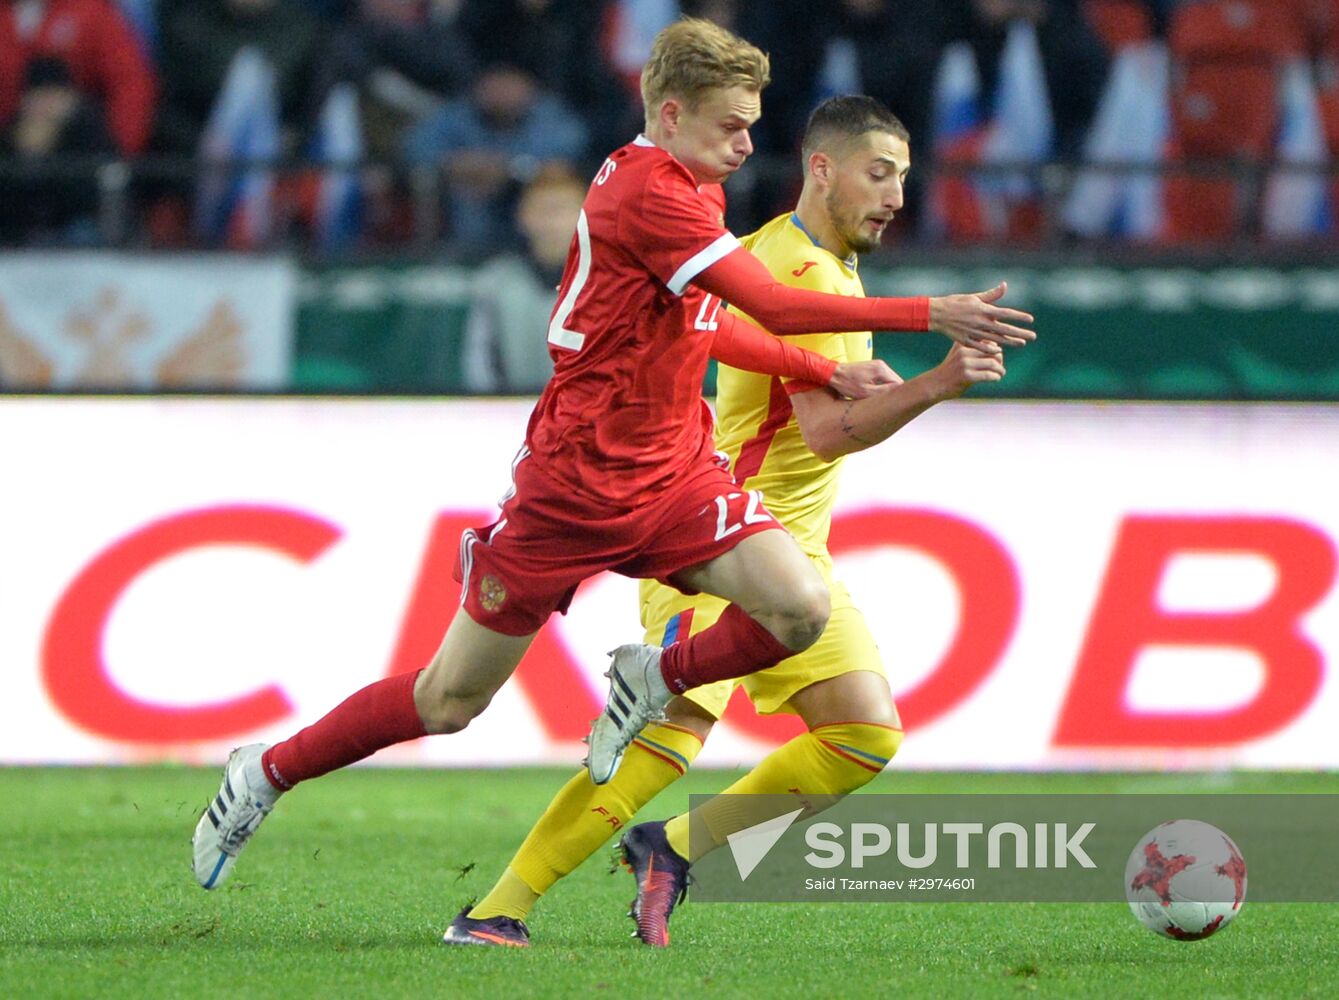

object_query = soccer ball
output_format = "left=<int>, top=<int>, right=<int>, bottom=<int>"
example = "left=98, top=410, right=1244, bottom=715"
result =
left=1124, top=819, right=1247, bottom=941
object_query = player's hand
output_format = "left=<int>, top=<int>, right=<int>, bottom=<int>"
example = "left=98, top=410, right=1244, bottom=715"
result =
left=928, top=281, right=1035, bottom=349
left=933, top=343, right=1007, bottom=399
left=829, top=358, right=901, bottom=399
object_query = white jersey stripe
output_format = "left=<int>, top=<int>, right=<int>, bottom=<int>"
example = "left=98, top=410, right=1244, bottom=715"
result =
left=458, top=529, right=479, bottom=606
left=666, top=232, right=740, bottom=296
left=497, top=445, right=530, bottom=507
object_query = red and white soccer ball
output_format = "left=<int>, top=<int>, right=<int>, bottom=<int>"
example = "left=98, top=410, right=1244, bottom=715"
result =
left=1124, top=819, right=1247, bottom=941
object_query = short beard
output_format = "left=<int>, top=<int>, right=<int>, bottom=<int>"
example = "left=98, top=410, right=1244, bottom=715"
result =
left=846, top=229, right=881, bottom=255
left=826, top=188, right=880, bottom=256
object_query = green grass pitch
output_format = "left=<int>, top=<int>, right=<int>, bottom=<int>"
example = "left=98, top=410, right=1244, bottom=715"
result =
left=2, top=767, right=1337, bottom=999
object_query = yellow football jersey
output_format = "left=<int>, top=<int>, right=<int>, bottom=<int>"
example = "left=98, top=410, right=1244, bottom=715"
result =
left=635, top=213, right=882, bottom=714
left=716, top=212, right=870, bottom=556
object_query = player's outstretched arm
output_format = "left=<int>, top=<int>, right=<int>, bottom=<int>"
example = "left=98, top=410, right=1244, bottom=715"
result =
left=695, top=247, right=929, bottom=334
left=791, top=344, right=1006, bottom=462
left=927, top=282, right=1035, bottom=349
left=709, top=309, right=900, bottom=399
left=695, top=250, right=1036, bottom=348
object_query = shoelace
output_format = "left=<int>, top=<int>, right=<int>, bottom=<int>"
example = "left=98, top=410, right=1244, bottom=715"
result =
left=626, top=701, right=668, bottom=732
left=219, top=799, right=270, bottom=854
left=620, top=659, right=669, bottom=731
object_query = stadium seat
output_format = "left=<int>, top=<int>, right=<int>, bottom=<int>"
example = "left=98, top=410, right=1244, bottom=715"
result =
left=926, top=27, right=1053, bottom=246
left=1162, top=1, right=1305, bottom=241
left=1169, top=1, right=1301, bottom=159
left=1082, top=0, right=1153, bottom=52
left=1162, top=159, right=1243, bottom=243
left=1276, top=0, right=1336, bottom=54
left=931, top=133, right=989, bottom=243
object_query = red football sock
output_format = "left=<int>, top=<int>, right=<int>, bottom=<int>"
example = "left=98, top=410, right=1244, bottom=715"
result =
left=261, top=670, right=427, bottom=790
left=659, top=604, right=793, bottom=694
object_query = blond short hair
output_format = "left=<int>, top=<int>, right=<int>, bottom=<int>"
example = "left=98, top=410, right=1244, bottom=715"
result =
left=640, top=17, right=771, bottom=117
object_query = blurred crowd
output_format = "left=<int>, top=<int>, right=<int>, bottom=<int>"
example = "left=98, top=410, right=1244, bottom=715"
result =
left=1, top=0, right=1338, bottom=254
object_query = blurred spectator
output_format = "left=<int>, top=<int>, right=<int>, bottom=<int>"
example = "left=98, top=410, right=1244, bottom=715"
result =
left=0, top=0, right=156, bottom=156
left=318, top=0, right=478, bottom=162
left=603, top=0, right=677, bottom=98
left=1059, top=32, right=1168, bottom=241
left=114, top=0, right=157, bottom=53
left=192, top=47, right=281, bottom=247
left=155, top=0, right=324, bottom=155
left=403, top=63, right=587, bottom=250
left=459, top=0, right=632, bottom=156
left=461, top=163, right=583, bottom=393
left=0, top=56, right=117, bottom=243
left=715, top=0, right=946, bottom=229
left=716, top=1, right=948, bottom=164
left=295, top=0, right=352, bottom=16
left=943, top=0, right=1109, bottom=160
left=1139, top=0, right=1173, bottom=37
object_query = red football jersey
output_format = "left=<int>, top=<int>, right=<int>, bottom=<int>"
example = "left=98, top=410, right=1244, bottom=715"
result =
left=526, top=137, right=741, bottom=506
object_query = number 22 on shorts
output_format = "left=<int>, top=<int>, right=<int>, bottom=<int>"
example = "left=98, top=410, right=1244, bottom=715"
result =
left=714, top=489, right=771, bottom=541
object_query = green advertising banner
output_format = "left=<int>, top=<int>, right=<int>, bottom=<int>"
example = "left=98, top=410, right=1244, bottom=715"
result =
left=296, top=264, right=1339, bottom=399
left=296, top=266, right=475, bottom=392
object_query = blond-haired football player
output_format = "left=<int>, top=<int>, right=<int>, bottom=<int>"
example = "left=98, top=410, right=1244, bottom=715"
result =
left=192, top=14, right=1032, bottom=921
left=447, top=94, right=1019, bottom=948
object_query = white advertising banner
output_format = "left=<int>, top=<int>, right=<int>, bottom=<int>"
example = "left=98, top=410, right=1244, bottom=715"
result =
left=1, top=398, right=1336, bottom=770
left=0, top=253, right=294, bottom=389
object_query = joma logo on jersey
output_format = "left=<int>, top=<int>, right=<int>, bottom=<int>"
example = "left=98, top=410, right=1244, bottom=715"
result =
left=478, top=575, right=508, bottom=612
left=792, top=261, right=819, bottom=278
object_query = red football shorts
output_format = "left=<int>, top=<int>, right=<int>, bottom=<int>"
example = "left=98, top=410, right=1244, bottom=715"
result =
left=455, top=448, right=782, bottom=636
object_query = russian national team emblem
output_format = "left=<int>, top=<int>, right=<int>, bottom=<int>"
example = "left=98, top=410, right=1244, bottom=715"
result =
left=479, top=575, right=508, bottom=613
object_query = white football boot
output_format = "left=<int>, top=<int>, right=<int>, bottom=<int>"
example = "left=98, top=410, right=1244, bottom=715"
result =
left=585, top=644, right=673, bottom=785
left=192, top=743, right=280, bottom=889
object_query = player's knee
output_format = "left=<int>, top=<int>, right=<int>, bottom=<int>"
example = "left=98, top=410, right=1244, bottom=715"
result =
left=859, top=696, right=902, bottom=733
left=814, top=720, right=904, bottom=782
left=769, top=578, right=831, bottom=652
left=856, top=722, right=904, bottom=766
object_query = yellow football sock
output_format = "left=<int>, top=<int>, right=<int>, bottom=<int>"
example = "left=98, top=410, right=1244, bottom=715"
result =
left=469, top=722, right=703, bottom=921
left=665, top=721, right=902, bottom=863
left=466, top=866, right=539, bottom=923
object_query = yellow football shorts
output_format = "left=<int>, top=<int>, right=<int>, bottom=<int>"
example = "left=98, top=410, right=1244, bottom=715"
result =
left=640, top=556, right=886, bottom=718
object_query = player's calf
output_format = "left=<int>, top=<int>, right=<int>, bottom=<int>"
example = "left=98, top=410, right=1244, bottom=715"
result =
left=411, top=694, right=484, bottom=736
left=411, top=612, right=533, bottom=734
